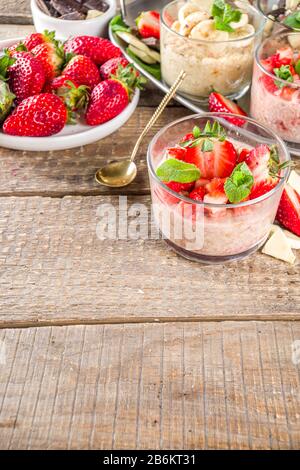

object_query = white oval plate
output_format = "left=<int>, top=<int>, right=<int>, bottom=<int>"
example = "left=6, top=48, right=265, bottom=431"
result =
left=0, top=37, right=140, bottom=152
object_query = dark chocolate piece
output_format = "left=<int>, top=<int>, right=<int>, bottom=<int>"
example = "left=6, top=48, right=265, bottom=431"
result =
left=36, top=0, right=51, bottom=15
left=49, top=0, right=86, bottom=16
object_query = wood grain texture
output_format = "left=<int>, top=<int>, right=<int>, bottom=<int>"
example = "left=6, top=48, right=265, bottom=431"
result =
left=0, top=1, right=31, bottom=24
left=0, top=195, right=299, bottom=327
left=0, top=107, right=188, bottom=197
left=0, top=322, right=299, bottom=450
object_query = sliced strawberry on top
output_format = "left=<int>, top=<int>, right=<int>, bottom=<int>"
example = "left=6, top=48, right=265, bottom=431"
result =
left=237, top=148, right=251, bottom=163
left=280, top=86, right=296, bottom=101
left=250, top=180, right=278, bottom=200
left=165, top=181, right=194, bottom=193
left=136, top=11, right=160, bottom=39
left=189, top=186, right=206, bottom=201
left=276, top=184, right=300, bottom=236
left=204, top=178, right=228, bottom=205
left=181, top=133, right=194, bottom=143
left=208, top=92, right=247, bottom=127
left=185, top=139, right=237, bottom=179
left=166, top=146, right=187, bottom=161
left=245, top=144, right=272, bottom=183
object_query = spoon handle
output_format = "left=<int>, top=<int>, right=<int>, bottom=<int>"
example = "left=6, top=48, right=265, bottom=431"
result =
left=130, top=70, right=187, bottom=162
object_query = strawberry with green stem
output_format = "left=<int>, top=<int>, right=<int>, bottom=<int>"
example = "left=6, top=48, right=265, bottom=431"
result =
left=31, top=38, right=65, bottom=81
left=85, top=64, right=146, bottom=126
left=64, top=36, right=122, bottom=66
left=7, top=51, right=46, bottom=103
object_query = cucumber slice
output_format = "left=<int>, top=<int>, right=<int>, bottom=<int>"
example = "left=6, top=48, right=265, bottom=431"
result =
left=127, top=45, right=157, bottom=64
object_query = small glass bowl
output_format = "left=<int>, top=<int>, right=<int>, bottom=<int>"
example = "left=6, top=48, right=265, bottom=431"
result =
left=160, top=0, right=266, bottom=104
left=251, top=30, right=300, bottom=144
left=147, top=113, right=290, bottom=264
left=257, top=0, right=300, bottom=36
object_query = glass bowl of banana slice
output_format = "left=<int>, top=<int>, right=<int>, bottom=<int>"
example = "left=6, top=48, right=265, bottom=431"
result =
left=161, top=0, right=266, bottom=104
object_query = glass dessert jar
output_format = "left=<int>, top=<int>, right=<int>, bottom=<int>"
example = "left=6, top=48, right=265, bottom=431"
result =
left=147, top=113, right=290, bottom=264
left=251, top=30, right=300, bottom=143
left=160, top=0, right=266, bottom=104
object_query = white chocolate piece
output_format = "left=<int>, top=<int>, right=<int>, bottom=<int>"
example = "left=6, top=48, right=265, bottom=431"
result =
left=86, top=10, right=103, bottom=20
left=262, top=228, right=296, bottom=263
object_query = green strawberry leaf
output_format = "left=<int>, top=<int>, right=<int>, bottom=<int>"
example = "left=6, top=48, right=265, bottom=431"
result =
left=295, top=59, right=300, bottom=76
left=201, top=139, right=214, bottom=152
left=193, top=126, right=201, bottom=138
left=224, top=162, right=254, bottom=203
left=156, top=158, right=200, bottom=183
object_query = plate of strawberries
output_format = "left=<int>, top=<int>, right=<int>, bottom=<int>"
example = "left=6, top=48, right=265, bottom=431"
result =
left=0, top=31, right=144, bottom=151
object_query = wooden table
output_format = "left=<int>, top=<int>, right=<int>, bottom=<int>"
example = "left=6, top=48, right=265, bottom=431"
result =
left=0, top=1, right=300, bottom=450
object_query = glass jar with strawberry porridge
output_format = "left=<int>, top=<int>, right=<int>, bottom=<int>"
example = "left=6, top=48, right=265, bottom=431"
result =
left=251, top=31, right=300, bottom=143
left=147, top=113, right=290, bottom=264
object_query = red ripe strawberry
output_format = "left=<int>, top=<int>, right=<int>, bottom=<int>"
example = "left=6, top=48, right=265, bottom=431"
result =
left=85, top=79, right=129, bottom=125
left=245, top=144, right=273, bottom=183
left=23, top=30, right=56, bottom=51
left=63, top=55, right=100, bottom=89
left=166, top=146, right=187, bottom=161
left=208, top=92, right=247, bottom=126
left=136, top=11, right=160, bottom=39
left=6, top=43, right=27, bottom=56
left=85, top=66, right=144, bottom=125
left=185, top=140, right=237, bottom=179
left=238, top=148, right=250, bottom=163
left=8, top=51, right=46, bottom=103
left=250, top=180, right=277, bottom=200
left=276, top=184, right=300, bottom=236
left=3, top=93, right=67, bottom=137
left=31, top=41, right=64, bottom=80
left=165, top=181, right=194, bottom=193
left=189, top=186, right=206, bottom=201
left=64, top=36, right=122, bottom=66
left=100, top=57, right=129, bottom=80
left=204, top=178, right=228, bottom=205
left=261, top=74, right=279, bottom=94
left=181, top=133, right=194, bottom=143
left=280, top=86, right=296, bottom=101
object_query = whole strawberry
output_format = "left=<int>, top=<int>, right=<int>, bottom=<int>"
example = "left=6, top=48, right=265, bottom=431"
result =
left=63, top=55, right=100, bottom=89
left=3, top=93, right=67, bottom=137
left=85, top=79, right=128, bottom=125
left=100, top=57, right=130, bottom=80
left=23, top=30, right=56, bottom=51
left=8, top=51, right=46, bottom=103
left=45, top=75, right=90, bottom=122
left=85, top=65, right=145, bottom=125
left=64, top=36, right=122, bottom=66
left=32, top=40, right=64, bottom=80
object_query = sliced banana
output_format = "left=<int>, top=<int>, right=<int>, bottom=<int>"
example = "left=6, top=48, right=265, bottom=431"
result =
left=179, top=11, right=210, bottom=36
left=230, top=24, right=255, bottom=39
left=171, top=20, right=181, bottom=33
left=229, top=13, right=249, bottom=30
left=178, top=2, right=200, bottom=24
left=116, top=31, right=150, bottom=53
left=146, top=48, right=161, bottom=63
left=288, top=33, right=300, bottom=49
left=189, top=19, right=229, bottom=41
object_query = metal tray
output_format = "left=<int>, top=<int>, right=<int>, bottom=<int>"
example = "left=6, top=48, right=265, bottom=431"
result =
left=109, top=5, right=300, bottom=157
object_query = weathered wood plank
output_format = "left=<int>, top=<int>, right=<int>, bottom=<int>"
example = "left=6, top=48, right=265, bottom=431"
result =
left=0, top=107, right=188, bottom=197
left=0, top=322, right=299, bottom=450
left=0, top=195, right=299, bottom=327
left=0, top=1, right=32, bottom=24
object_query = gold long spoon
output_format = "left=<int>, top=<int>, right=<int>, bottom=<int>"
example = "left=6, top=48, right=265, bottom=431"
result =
left=95, top=70, right=187, bottom=188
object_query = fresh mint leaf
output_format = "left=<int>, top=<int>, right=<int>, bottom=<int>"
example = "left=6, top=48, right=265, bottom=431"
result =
left=156, top=158, right=200, bottom=183
left=274, top=65, right=294, bottom=89
left=110, top=15, right=131, bottom=33
left=224, top=162, right=254, bottom=203
left=283, top=11, right=300, bottom=30
left=295, top=60, right=300, bottom=75
left=212, top=0, right=225, bottom=18
left=211, top=0, right=242, bottom=33
left=201, top=139, right=214, bottom=152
